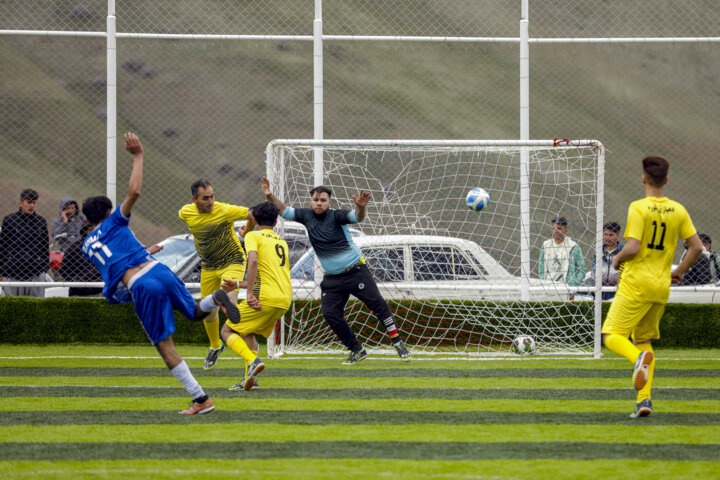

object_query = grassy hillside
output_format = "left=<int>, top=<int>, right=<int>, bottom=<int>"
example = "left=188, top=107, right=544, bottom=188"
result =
left=1, top=2, right=718, bottom=250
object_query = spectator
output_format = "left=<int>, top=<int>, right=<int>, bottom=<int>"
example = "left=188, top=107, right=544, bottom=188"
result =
left=51, top=197, right=87, bottom=253
left=701, top=234, right=720, bottom=283
left=538, top=216, right=586, bottom=286
left=0, top=189, right=50, bottom=297
left=585, top=221, right=624, bottom=300
left=680, top=232, right=714, bottom=285
left=58, top=224, right=103, bottom=297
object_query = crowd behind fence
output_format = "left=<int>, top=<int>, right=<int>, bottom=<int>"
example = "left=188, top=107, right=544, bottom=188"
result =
left=0, top=0, right=719, bottom=300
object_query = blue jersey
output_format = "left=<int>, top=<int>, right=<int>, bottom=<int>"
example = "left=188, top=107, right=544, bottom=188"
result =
left=82, top=205, right=153, bottom=303
left=282, top=207, right=361, bottom=274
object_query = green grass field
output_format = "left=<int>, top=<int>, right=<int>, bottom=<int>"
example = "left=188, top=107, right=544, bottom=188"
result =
left=0, top=345, right=718, bottom=479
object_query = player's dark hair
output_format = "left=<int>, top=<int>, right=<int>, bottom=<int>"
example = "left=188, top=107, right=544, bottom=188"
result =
left=551, top=216, right=567, bottom=227
left=604, top=222, right=621, bottom=233
left=309, top=185, right=332, bottom=198
left=251, top=201, right=280, bottom=226
left=191, top=179, right=212, bottom=198
left=699, top=232, right=712, bottom=246
left=20, top=188, right=39, bottom=202
left=642, top=156, right=669, bottom=187
left=82, top=196, right=113, bottom=225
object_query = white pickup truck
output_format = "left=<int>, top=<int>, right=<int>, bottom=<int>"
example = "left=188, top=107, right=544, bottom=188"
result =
left=289, top=235, right=570, bottom=302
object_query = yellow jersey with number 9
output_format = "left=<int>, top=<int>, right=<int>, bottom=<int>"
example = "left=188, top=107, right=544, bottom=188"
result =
left=244, top=229, right=292, bottom=310
left=617, top=196, right=696, bottom=303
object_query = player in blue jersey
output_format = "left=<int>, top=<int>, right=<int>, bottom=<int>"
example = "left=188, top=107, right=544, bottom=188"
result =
left=82, top=133, right=241, bottom=415
left=262, top=177, right=411, bottom=364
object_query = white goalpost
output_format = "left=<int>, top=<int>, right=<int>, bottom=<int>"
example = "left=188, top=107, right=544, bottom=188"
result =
left=266, top=139, right=605, bottom=357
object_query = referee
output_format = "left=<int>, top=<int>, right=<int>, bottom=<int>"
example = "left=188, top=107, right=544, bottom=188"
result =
left=261, top=177, right=411, bottom=364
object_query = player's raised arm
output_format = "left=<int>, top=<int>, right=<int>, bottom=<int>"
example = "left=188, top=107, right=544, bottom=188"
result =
left=121, top=132, right=144, bottom=217
left=261, top=177, right=286, bottom=213
left=352, top=190, right=371, bottom=222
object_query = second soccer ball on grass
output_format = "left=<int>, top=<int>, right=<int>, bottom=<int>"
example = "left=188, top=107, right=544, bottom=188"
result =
left=466, top=188, right=490, bottom=212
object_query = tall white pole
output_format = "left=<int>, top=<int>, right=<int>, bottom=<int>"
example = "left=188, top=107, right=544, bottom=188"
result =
left=594, top=146, right=605, bottom=358
left=313, top=0, right=324, bottom=187
left=519, top=0, right=530, bottom=301
left=106, top=0, right=117, bottom=205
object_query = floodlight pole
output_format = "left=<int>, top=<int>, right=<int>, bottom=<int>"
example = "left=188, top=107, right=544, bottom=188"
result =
left=106, top=0, right=117, bottom=206
left=313, top=0, right=324, bottom=187
left=519, top=0, right=530, bottom=301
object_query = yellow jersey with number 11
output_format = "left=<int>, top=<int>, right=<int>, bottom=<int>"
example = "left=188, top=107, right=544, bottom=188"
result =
left=617, top=196, right=696, bottom=303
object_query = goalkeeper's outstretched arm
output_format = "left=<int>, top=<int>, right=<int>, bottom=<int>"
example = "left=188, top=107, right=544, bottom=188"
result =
left=261, top=176, right=286, bottom=213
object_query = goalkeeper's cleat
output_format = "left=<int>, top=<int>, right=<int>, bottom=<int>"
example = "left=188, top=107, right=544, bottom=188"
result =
left=342, top=348, right=367, bottom=365
left=632, top=350, right=654, bottom=390
left=203, top=344, right=225, bottom=370
left=213, top=289, right=241, bottom=324
left=630, top=398, right=653, bottom=418
left=243, top=357, right=265, bottom=391
left=179, top=397, right=215, bottom=415
left=392, top=339, right=412, bottom=361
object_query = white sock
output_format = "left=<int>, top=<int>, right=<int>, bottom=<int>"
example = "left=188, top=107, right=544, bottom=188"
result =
left=199, top=294, right=218, bottom=313
left=170, top=360, right=205, bottom=399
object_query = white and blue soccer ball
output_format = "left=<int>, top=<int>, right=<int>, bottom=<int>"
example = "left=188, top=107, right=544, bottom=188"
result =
left=466, top=188, right=490, bottom=212
left=511, top=335, right=536, bottom=355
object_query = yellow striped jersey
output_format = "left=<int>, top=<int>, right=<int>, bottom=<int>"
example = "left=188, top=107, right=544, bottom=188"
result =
left=178, top=201, right=249, bottom=270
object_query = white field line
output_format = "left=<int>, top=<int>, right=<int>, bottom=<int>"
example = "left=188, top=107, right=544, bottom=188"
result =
left=1, top=355, right=720, bottom=361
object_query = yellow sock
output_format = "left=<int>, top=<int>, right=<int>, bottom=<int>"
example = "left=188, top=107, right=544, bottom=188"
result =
left=636, top=343, right=655, bottom=401
left=227, top=334, right=257, bottom=363
left=204, top=314, right=222, bottom=350
left=604, top=334, right=640, bottom=363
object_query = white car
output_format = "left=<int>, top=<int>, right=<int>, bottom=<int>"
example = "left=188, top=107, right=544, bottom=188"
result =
left=290, top=235, right=569, bottom=302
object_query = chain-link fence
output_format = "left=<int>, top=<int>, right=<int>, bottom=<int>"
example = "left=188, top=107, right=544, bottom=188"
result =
left=1, top=0, right=719, bottom=299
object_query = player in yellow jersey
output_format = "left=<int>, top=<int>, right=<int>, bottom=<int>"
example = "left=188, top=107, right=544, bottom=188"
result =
left=178, top=179, right=254, bottom=370
left=602, top=156, right=703, bottom=418
left=220, top=201, right=292, bottom=391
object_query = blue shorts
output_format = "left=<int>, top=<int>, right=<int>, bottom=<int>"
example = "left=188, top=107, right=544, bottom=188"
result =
left=129, top=262, right=197, bottom=345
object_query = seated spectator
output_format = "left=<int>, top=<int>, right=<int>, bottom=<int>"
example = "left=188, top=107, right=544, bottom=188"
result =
left=584, top=221, right=624, bottom=300
left=681, top=232, right=714, bottom=285
left=51, top=197, right=87, bottom=253
left=0, top=188, right=50, bottom=297
left=58, top=224, right=103, bottom=296
left=538, top=216, right=586, bottom=286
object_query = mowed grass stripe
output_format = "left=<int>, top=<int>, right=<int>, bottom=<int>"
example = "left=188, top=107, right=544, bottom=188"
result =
left=2, top=367, right=718, bottom=378
left=2, top=441, right=719, bottom=461
left=3, top=424, right=720, bottom=444
left=1, top=459, right=719, bottom=480
left=5, top=410, right=720, bottom=426
left=3, top=397, right=719, bottom=414
left=2, top=376, right=716, bottom=390
left=2, top=385, right=717, bottom=400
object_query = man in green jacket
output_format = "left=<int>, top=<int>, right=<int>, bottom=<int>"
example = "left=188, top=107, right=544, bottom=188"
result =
left=538, top=216, right=586, bottom=286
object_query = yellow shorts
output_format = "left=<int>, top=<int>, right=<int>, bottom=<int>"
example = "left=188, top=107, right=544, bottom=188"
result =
left=225, top=303, right=289, bottom=338
left=601, top=294, right=664, bottom=343
left=200, top=264, right=246, bottom=297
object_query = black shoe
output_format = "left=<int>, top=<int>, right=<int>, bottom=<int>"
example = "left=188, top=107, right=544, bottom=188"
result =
left=243, top=357, right=265, bottom=391
left=392, top=339, right=412, bottom=361
left=213, top=289, right=241, bottom=324
left=203, top=345, right=224, bottom=370
left=342, top=348, right=368, bottom=365
left=630, top=399, right=653, bottom=418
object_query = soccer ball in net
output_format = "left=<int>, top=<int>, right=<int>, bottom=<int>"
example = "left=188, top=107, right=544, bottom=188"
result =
left=511, top=335, right=536, bottom=355
left=465, top=188, right=490, bottom=211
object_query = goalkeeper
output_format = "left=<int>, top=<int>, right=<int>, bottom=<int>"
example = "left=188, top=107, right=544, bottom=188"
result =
left=261, top=177, right=411, bottom=364
left=179, top=179, right=253, bottom=370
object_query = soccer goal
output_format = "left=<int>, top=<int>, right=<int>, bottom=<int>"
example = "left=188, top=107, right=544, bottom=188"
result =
left=266, top=139, right=605, bottom=357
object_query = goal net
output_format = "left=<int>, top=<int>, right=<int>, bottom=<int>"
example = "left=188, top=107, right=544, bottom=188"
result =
left=266, top=140, right=604, bottom=357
